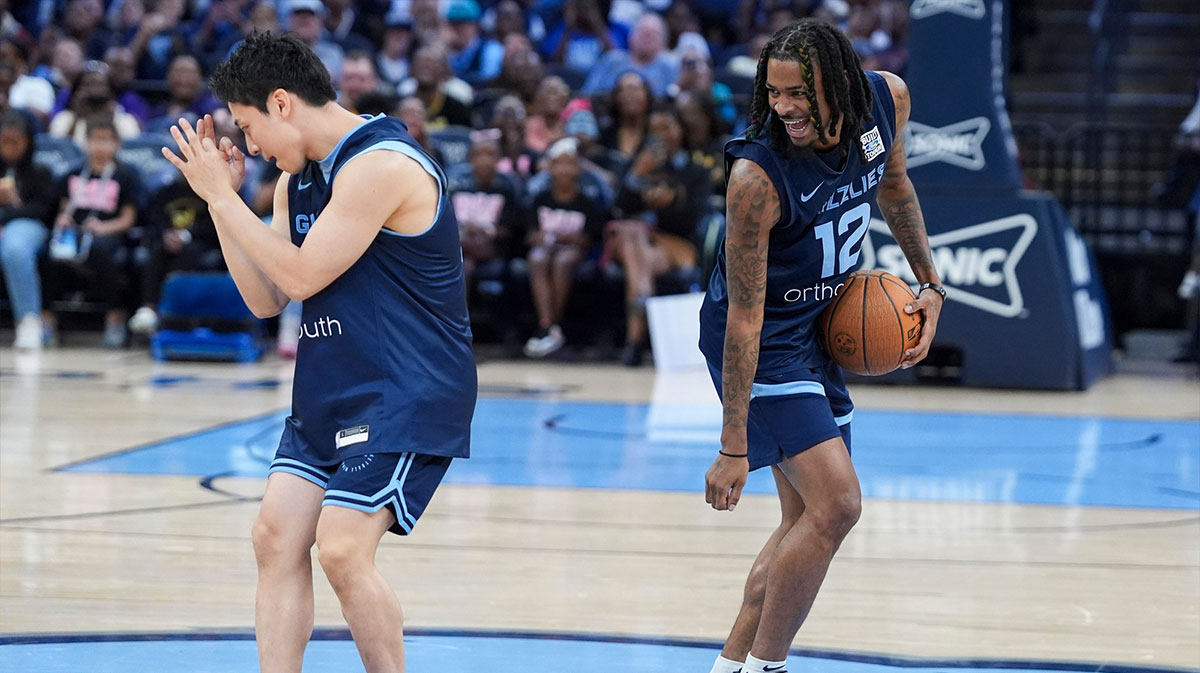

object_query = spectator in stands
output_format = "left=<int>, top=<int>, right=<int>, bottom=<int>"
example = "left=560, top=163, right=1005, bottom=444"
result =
left=98, top=46, right=152, bottom=126
left=322, top=0, right=378, bottom=54
left=565, top=102, right=628, bottom=189
left=671, top=33, right=737, bottom=126
left=128, top=174, right=225, bottom=335
left=524, top=138, right=611, bottom=358
left=607, top=103, right=709, bottom=365
left=0, top=111, right=58, bottom=349
left=126, top=0, right=190, bottom=82
left=397, top=44, right=473, bottom=128
left=244, top=1, right=280, bottom=35
left=188, top=0, right=246, bottom=72
left=377, top=6, right=414, bottom=87
left=665, top=0, right=702, bottom=50
left=491, top=94, right=537, bottom=179
left=493, top=38, right=545, bottom=107
left=445, top=0, right=505, bottom=85
left=59, top=0, right=113, bottom=60
left=2, top=36, right=55, bottom=125
left=33, top=36, right=84, bottom=94
left=541, top=0, right=625, bottom=76
left=844, top=0, right=891, bottom=70
left=675, top=90, right=729, bottom=195
left=394, top=96, right=446, bottom=165
left=725, top=31, right=770, bottom=79
left=411, top=0, right=447, bottom=48
left=448, top=128, right=525, bottom=292
left=146, top=54, right=220, bottom=131
left=338, top=51, right=386, bottom=114
left=49, top=62, right=142, bottom=144
left=582, top=12, right=678, bottom=96
left=43, top=116, right=140, bottom=347
left=285, top=0, right=343, bottom=80
left=108, top=0, right=147, bottom=48
left=488, top=0, right=545, bottom=46
left=524, top=76, right=570, bottom=153
left=599, top=70, right=653, bottom=160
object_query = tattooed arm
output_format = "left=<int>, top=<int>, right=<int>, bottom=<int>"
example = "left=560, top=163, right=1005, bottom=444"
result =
left=704, top=158, right=779, bottom=512
left=876, top=71, right=943, bottom=367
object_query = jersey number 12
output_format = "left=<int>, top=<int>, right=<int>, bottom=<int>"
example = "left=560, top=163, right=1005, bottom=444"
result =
left=813, top=202, right=871, bottom=278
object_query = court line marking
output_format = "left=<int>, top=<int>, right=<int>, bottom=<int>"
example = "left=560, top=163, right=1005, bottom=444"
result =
left=0, top=628, right=1195, bottom=672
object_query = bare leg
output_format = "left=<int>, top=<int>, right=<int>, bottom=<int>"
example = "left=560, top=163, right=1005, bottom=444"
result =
left=609, top=226, right=654, bottom=344
left=720, top=466, right=806, bottom=662
left=316, top=506, right=406, bottom=673
left=527, top=245, right=554, bottom=329
left=549, top=246, right=583, bottom=325
left=252, top=472, right=325, bottom=673
left=749, top=437, right=861, bottom=661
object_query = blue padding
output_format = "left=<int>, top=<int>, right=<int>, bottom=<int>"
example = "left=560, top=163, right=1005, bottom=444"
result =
left=157, top=273, right=257, bottom=321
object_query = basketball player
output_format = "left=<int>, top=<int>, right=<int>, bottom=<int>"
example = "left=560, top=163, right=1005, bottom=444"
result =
left=698, top=20, right=945, bottom=673
left=161, top=33, right=476, bottom=673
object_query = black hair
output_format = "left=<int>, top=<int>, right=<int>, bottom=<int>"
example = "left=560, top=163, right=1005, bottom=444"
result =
left=209, top=31, right=336, bottom=111
left=0, top=110, right=36, bottom=169
left=85, top=114, right=118, bottom=138
left=745, top=18, right=875, bottom=160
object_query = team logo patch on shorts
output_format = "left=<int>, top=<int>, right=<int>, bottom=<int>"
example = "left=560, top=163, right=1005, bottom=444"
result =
left=860, top=126, right=885, bottom=162
left=336, top=425, right=370, bottom=449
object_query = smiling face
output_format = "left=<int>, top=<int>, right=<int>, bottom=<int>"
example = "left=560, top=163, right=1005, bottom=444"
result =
left=229, top=94, right=305, bottom=173
left=765, top=57, right=840, bottom=150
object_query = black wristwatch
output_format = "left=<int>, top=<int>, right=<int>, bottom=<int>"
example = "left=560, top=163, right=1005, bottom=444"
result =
left=918, top=282, right=947, bottom=301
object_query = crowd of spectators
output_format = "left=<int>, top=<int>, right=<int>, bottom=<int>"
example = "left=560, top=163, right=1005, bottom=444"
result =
left=0, top=0, right=909, bottom=363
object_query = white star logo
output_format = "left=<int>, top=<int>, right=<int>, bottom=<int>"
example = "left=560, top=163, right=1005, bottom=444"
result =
left=905, top=117, right=991, bottom=171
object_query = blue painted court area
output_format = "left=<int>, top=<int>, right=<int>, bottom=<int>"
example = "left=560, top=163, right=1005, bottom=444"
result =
left=60, top=398, right=1200, bottom=509
left=0, top=631, right=1189, bottom=673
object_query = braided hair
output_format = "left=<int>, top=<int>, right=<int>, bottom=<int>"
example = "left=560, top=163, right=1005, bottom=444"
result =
left=744, top=19, right=875, bottom=161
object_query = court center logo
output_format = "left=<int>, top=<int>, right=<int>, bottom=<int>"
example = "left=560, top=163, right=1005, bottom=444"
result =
left=905, top=117, right=991, bottom=171
left=910, top=0, right=986, bottom=20
left=857, top=214, right=1037, bottom=318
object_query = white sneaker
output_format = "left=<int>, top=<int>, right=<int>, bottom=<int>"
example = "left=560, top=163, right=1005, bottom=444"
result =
left=128, top=306, right=159, bottom=334
left=524, top=324, right=565, bottom=358
left=13, top=315, right=42, bottom=349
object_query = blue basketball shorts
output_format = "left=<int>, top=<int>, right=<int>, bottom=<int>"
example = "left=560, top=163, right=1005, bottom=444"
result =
left=707, top=360, right=854, bottom=472
left=269, top=451, right=452, bottom=536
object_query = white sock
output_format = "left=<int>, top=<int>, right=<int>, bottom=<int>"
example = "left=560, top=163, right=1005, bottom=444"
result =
left=743, top=653, right=788, bottom=673
left=709, top=654, right=745, bottom=673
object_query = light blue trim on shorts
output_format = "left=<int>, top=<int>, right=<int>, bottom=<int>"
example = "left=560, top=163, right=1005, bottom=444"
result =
left=268, top=458, right=332, bottom=489
left=835, top=410, right=854, bottom=426
left=750, top=380, right=826, bottom=399
left=322, top=453, right=418, bottom=532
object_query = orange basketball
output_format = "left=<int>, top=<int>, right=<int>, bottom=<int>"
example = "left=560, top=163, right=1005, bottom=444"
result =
left=819, top=270, right=924, bottom=376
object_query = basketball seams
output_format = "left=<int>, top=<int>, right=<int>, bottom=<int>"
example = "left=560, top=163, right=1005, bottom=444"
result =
left=879, top=275, right=906, bottom=369
left=879, top=273, right=916, bottom=300
left=859, top=272, right=870, bottom=375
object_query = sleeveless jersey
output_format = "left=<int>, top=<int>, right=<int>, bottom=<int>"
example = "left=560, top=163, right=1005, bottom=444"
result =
left=699, top=71, right=897, bottom=376
left=280, top=114, right=476, bottom=462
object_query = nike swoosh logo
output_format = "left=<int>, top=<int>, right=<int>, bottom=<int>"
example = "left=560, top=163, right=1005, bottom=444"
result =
left=763, top=666, right=787, bottom=672
left=298, top=180, right=312, bottom=190
left=799, top=184, right=821, bottom=202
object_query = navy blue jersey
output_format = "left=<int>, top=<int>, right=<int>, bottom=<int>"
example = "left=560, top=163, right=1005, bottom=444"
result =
left=700, top=71, right=897, bottom=376
left=280, top=114, right=476, bottom=462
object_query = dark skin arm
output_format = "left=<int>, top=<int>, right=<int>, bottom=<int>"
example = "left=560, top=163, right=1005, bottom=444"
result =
left=705, top=158, right=779, bottom=512
left=875, top=71, right=944, bottom=368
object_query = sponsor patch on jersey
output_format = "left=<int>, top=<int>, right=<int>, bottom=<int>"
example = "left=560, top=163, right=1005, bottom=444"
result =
left=335, top=425, right=370, bottom=449
left=860, top=126, right=885, bottom=163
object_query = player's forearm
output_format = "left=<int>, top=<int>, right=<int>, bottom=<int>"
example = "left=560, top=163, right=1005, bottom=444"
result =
left=721, top=308, right=763, bottom=440
left=877, top=178, right=940, bottom=285
left=207, top=195, right=292, bottom=317
left=208, top=191, right=325, bottom=301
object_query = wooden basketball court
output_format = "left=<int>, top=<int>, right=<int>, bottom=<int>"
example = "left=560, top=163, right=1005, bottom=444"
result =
left=1, top=348, right=1197, bottom=671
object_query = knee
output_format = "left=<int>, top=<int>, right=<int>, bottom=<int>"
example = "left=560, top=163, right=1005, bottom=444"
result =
left=743, top=557, right=771, bottom=606
left=316, top=535, right=366, bottom=588
left=811, top=492, right=861, bottom=541
left=251, top=514, right=310, bottom=569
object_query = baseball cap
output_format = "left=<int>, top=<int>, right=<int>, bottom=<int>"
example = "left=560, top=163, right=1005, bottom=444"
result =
left=287, top=0, right=325, bottom=15
left=445, top=0, right=481, bottom=23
